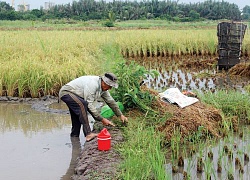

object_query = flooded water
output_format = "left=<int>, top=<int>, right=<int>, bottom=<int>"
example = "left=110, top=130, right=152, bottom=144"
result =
left=0, top=102, right=93, bottom=180
left=165, top=127, right=250, bottom=179
left=141, top=59, right=249, bottom=94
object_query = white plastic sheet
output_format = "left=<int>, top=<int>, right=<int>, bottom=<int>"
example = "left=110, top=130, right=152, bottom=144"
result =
left=159, top=88, right=199, bottom=108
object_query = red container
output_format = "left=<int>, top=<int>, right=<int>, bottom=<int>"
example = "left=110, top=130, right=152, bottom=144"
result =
left=97, top=128, right=111, bottom=151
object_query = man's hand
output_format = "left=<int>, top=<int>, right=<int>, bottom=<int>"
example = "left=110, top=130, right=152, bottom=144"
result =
left=101, top=118, right=115, bottom=126
left=120, top=115, right=128, bottom=123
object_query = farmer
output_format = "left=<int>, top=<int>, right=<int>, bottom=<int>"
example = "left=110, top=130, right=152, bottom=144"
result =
left=59, top=72, right=128, bottom=142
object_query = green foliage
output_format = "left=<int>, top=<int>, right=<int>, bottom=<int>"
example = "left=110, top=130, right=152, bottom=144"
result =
left=198, top=90, right=250, bottom=121
left=0, top=0, right=243, bottom=21
left=103, top=20, right=114, bottom=27
left=108, top=11, right=116, bottom=22
left=119, top=120, right=168, bottom=179
left=111, top=61, right=159, bottom=114
left=189, top=10, right=200, bottom=21
left=0, top=1, right=14, bottom=11
left=30, top=9, right=44, bottom=18
left=103, top=11, right=116, bottom=27
left=242, top=5, right=250, bottom=20
left=0, top=10, right=20, bottom=20
left=22, top=13, right=37, bottom=21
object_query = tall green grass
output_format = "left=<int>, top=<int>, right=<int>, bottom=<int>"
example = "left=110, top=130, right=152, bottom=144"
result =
left=198, top=90, right=250, bottom=121
left=118, top=119, right=169, bottom=180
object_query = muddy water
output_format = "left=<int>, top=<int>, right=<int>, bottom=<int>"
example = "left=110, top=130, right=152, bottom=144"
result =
left=0, top=102, right=90, bottom=180
left=165, top=127, right=250, bottom=179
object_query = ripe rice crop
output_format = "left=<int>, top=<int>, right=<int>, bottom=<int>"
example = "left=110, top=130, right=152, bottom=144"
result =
left=0, top=29, right=249, bottom=97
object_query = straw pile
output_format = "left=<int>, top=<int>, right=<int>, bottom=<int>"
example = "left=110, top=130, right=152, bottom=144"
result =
left=142, top=86, right=223, bottom=141
left=228, top=63, right=250, bottom=77
left=156, top=101, right=222, bottom=141
left=179, top=58, right=217, bottom=69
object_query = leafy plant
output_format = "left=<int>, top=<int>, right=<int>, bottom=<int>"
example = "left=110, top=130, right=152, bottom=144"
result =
left=111, top=61, right=159, bottom=114
left=103, top=20, right=114, bottom=27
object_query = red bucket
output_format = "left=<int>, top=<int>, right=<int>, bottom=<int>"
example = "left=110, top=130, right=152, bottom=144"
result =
left=97, top=128, right=111, bottom=151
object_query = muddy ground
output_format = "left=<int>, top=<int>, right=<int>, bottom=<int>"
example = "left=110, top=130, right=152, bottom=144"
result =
left=71, top=125, right=124, bottom=180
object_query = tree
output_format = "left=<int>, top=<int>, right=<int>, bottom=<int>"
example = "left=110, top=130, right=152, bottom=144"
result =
left=189, top=10, right=200, bottom=20
left=0, top=1, right=14, bottom=12
left=30, top=9, right=44, bottom=18
left=242, top=5, right=250, bottom=20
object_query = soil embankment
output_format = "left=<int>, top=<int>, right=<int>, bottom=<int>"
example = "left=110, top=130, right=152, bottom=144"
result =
left=71, top=125, right=123, bottom=180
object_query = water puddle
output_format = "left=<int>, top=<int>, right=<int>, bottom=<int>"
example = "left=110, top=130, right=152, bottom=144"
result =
left=0, top=102, right=88, bottom=180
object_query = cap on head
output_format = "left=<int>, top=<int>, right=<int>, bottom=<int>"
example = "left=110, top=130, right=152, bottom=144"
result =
left=102, top=72, right=118, bottom=88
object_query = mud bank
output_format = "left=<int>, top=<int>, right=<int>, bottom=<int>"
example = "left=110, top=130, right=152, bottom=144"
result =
left=72, top=125, right=123, bottom=180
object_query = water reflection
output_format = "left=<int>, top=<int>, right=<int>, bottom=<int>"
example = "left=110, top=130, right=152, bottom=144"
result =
left=0, top=102, right=86, bottom=180
left=141, top=60, right=249, bottom=93
left=61, top=137, right=82, bottom=180
left=0, top=102, right=69, bottom=134
left=165, top=126, right=250, bottom=179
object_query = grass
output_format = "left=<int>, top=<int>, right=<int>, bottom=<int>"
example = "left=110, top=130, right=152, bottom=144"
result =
left=198, top=90, right=250, bottom=121
left=0, top=19, right=219, bottom=29
left=2, top=19, right=248, bottom=30
left=118, top=117, right=169, bottom=180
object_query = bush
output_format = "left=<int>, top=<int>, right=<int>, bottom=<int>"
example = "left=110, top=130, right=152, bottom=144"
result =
left=103, top=20, right=114, bottom=27
left=111, top=61, right=159, bottom=113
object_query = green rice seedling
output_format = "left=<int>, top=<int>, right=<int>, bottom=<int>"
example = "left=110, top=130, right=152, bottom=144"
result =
left=215, top=141, right=224, bottom=173
left=199, top=90, right=250, bottom=122
left=119, top=120, right=168, bottom=180
left=185, top=157, right=193, bottom=174
left=197, top=156, right=203, bottom=173
left=0, top=76, right=3, bottom=95
left=227, top=162, right=234, bottom=180
left=203, top=156, right=216, bottom=180
left=245, top=84, right=250, bottom=94
left=217, top=158, right=222, bottom=173
left=171, top=128, right=182, bottom=162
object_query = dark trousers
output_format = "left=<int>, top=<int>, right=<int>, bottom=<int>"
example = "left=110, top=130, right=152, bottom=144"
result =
left=61, top=94, right=91, bottom=137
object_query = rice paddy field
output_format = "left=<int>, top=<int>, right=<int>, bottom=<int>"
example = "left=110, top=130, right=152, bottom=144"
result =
left=0, top=20, right=249, bottom=98
left=0, top=20, right=250, bottom=179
